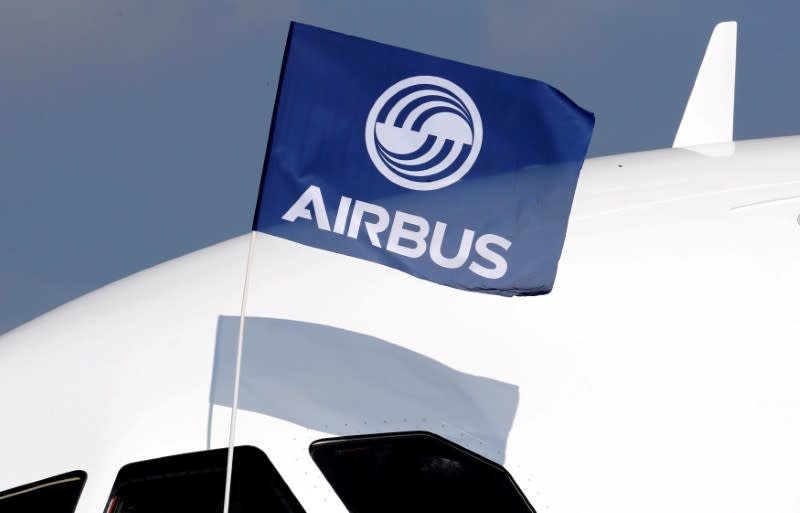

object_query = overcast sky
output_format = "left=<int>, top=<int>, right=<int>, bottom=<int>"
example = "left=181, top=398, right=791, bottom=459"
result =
left=2, top=0, right=799, bottom=334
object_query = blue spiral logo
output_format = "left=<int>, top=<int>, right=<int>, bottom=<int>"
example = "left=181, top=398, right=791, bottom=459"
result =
left=365, top=76, right=483, bottom=191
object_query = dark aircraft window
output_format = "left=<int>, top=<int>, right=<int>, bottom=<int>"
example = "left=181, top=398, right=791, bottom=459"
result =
left=309, top=431, right=536, bottom=513
left=105, top=446, right=305, bottom=513
left=0, top=470, right=86, bottom=513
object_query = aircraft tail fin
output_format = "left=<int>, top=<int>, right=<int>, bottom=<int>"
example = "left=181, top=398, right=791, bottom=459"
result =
left=673, top=21, right=737, bottom=148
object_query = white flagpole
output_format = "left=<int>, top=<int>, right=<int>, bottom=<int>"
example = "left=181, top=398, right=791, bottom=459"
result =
left=222, top=230, right=257, bottom=513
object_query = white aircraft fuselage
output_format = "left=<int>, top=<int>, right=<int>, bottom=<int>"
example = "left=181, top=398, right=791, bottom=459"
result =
left=1, top=136, right=799, bottom=513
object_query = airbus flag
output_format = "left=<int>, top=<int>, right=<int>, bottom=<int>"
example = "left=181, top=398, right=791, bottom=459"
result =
left=253, top=22, right=595, bottom=296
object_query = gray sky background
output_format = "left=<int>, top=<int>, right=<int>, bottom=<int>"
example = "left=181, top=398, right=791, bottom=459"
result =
left=1, top=0, right=798, bottom=334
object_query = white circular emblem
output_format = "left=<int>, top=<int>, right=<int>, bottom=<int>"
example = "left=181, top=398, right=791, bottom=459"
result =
left=365, top=76, right=483, bottom=191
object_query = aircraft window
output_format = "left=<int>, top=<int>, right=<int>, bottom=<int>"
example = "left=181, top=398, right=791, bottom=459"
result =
left=309, top=431, right=536, bottom=513
left=105, top=446, right=305, bottom=513
left=0, top=470, right=86, bottom=513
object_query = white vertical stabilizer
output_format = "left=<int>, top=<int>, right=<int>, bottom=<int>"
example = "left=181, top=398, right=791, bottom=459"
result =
left=673, top=21, right=737, bottom=148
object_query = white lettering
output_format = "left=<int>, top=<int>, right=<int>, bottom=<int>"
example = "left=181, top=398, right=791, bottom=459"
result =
left=347, top=200, right=390, bottom=248
left=282, top=187, right=513, bottom=280
left=332, top=196, right=352, bottom=234
left=386, top=211, right=430, bottom=258
left=281, top=185, right=330, bottom=231
left=429, top=221, right=474, bottom=269
left=469, top=234, right=511, bottom=279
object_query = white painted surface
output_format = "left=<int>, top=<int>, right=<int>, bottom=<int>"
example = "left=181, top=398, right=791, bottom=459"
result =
left=673, top=22, right=737, bottom=148
left=1, top=136, right=799, bottom=513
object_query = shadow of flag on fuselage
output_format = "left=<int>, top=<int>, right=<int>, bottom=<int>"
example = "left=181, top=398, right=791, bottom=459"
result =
left=252, top=22, right=594, bottom=296
left=210, top=316, right=519, bottom=463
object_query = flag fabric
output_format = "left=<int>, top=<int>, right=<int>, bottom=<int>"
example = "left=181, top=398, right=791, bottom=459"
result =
left=252, top=22, right=594, bottom=296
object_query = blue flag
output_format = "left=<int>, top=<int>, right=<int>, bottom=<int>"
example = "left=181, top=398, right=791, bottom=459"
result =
left=253, top=22, right=594, bottom=296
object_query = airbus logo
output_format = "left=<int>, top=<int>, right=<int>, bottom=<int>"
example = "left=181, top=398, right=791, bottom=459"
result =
left=281, top=186, right=511, bottom=280
left=365, top=76, right=483, bottom=191
left=280, top=78, right=510, bottom=280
